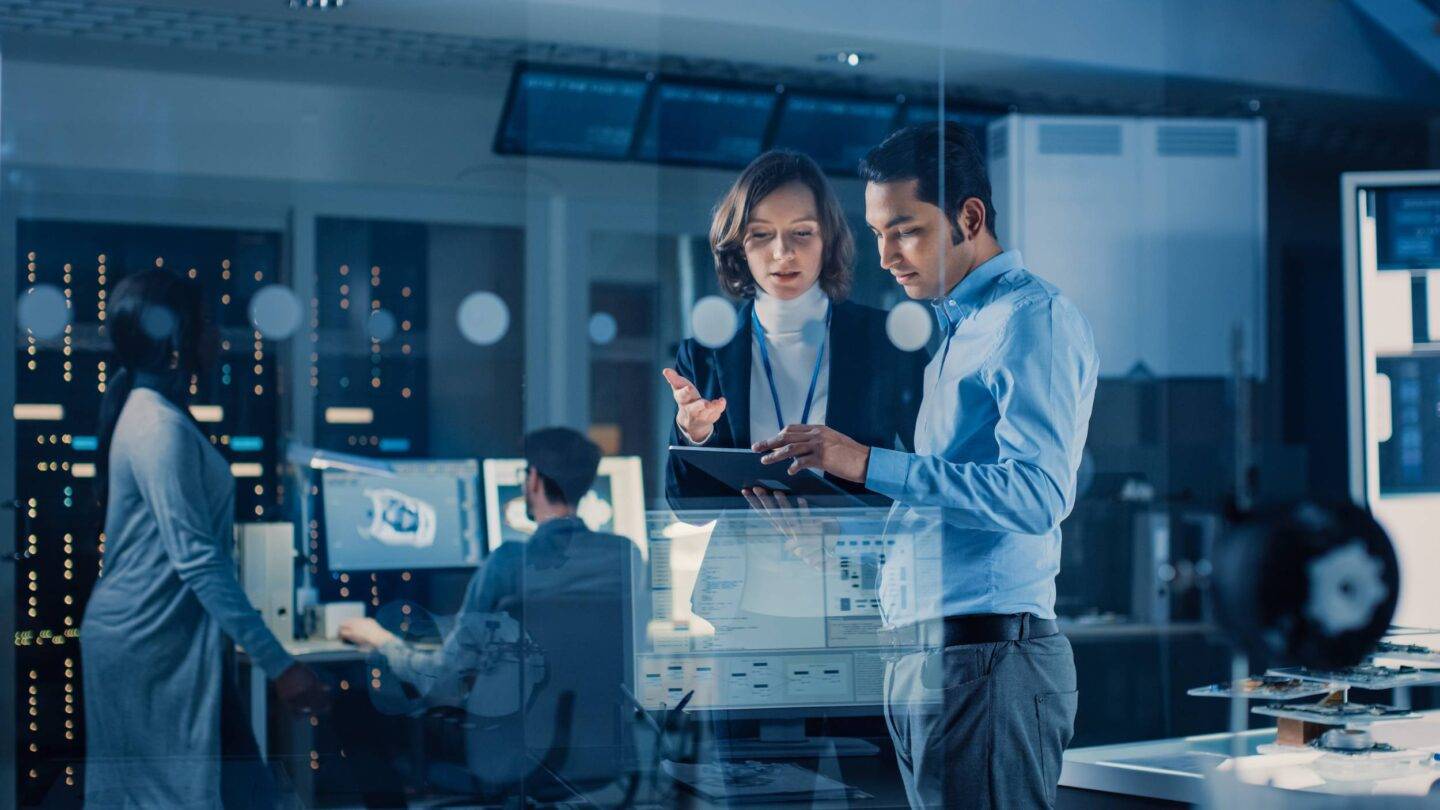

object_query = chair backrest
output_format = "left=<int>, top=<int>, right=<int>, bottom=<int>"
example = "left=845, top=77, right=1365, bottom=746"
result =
left=504, top=595, right=629, bottom=785
left=461, top=537, right=638, bottom=794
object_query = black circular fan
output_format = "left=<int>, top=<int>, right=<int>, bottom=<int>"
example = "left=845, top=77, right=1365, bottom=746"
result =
left=1211, top=501, right=1399, bottom=670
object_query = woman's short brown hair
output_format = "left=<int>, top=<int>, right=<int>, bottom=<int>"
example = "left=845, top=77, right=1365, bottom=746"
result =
left=709, top=150, right=854, bottom=301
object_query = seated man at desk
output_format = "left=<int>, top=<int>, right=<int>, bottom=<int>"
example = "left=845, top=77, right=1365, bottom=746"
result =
left=339, top=427, right=638, bottom=689
left=338, top=428, right=642, bottom=795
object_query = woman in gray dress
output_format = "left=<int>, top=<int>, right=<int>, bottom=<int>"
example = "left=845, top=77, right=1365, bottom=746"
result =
left=81, top=270, right=327, bottom=808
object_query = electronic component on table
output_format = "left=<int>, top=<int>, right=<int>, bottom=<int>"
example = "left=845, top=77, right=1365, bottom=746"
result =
left=1267, top=664, right=1440, bottom=691
left=1252, top=700, right=1416, bottom=725
left=1385, top=625, right=1440, bottom=637
left=1300, top=730, right=1428, bottom=783
left=1371, top=640, right=1440, bottom=664
left=1186, top=676, right=1339, bottom=700
left=304, top=601, right=366, bottom=640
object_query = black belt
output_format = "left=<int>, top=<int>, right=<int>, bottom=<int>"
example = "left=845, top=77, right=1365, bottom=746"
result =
left=941, top=613, right=1058, bottom=646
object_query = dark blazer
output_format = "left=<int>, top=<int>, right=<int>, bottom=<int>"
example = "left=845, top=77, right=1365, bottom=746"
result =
left=665, top=297, right=927, bottom=508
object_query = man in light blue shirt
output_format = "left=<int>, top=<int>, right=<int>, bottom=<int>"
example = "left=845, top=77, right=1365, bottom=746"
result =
left=753, top=122, right=1097, bottom=807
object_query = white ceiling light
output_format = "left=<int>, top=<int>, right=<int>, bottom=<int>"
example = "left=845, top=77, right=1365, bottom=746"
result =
left=289, top=0, right=346, bottom=8
left=819, top=50, right=871, bottom=67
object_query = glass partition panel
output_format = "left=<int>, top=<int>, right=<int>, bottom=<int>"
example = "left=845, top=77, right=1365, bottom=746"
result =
left=3, top=2, right=1435, bottom=807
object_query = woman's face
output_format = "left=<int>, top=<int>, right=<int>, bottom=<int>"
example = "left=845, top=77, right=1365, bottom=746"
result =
left=742, top=181, right=825, bottom=300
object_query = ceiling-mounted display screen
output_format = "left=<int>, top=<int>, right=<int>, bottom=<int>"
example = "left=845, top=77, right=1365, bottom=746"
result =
left=493, top=64, right=994, bottom=176
left=636, top=81, right=777, bottom=168
left=769, top=94, right=902, bottom=174
left=902, top=104, right=1001, bottom=155
left=494, top=66, right=649, bottom=160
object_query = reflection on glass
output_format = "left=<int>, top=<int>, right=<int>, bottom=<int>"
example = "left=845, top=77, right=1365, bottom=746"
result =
left=456, top=291, right=510, bottom=346
left=636, top=508, right=938, bottom=712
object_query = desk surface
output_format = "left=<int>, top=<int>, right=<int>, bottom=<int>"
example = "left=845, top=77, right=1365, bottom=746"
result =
left=1062, top=712, right=1440, bottom=804
left=235, top=638, right=372, bottom=664
left=283, top=638, right=371, bottom=662
left=540, top=744, right=909, bottom=809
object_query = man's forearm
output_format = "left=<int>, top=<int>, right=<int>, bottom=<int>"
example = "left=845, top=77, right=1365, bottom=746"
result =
left=866, top=448, right=1070, bottom=535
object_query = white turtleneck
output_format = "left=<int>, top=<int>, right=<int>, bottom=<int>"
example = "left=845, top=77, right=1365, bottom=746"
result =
left=748, top=282, right=830, bottom=444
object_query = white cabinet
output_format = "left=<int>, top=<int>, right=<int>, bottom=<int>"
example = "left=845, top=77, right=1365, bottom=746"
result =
left=988, top=114, right=1266, bottom=378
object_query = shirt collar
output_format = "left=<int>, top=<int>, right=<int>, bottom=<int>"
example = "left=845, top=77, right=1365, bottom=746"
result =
left=526, top=514, right=586, bottom=564
left=931, top=250, right=1024, bottom=333
left=531, top=514, right=585, bottom=543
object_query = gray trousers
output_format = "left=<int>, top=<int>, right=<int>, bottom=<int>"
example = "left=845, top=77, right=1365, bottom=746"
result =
left=883, top=633, right=1078, bottom=809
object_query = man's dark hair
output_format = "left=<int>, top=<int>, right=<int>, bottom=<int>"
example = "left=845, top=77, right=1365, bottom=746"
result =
left=523, top=427, right=601, bottom=507
left=858, top=122, right=997, bottom=240
left=533, top=472, right=568, bottom=506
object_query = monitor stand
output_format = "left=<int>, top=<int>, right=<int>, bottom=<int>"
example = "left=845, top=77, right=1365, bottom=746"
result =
left=715, top=718, right=879, bottom=759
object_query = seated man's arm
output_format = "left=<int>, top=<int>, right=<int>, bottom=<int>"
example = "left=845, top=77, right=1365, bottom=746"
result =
left=376, top=546, right=516, bottom=699
left=865, top=298, right=1098, bottom=536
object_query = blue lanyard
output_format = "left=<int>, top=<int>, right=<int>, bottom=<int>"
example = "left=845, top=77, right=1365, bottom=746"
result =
left=751, top=302, right=831, bottom=433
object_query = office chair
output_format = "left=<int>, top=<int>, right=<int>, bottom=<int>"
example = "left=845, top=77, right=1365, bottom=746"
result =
left=422, top=595, right=634, bottom=808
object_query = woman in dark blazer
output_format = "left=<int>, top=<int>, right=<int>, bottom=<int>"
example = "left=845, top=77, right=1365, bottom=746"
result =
left=663, top=150, right=925, bottom=508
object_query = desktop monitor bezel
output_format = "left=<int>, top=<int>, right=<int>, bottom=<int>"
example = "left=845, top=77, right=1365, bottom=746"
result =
left=481, top=455, right=648, bottom=556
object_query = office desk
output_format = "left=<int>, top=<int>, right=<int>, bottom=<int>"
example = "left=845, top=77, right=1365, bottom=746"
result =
left=240, top=644, right=913, bottom=807
left=665, top=750, right=908, bottom=808
left=1060, top=711, right=1440, bottom=806
left=239, top=638, right=427, bottom=806
left=522, top=741, right=909, bottom=809
left=239, top=638, right=370, bottom=758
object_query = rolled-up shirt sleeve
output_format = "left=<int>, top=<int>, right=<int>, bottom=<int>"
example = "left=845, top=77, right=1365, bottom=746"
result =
left=376, top=543, right=518, bottom=704
left=865, top=297, right=1096, bottom=536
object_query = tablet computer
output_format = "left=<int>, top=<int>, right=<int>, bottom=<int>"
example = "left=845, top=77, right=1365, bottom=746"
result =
left=668, top=446, right=869, bottom=505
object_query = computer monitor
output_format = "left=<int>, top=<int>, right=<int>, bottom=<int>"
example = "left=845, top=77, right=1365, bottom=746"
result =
left=482, top=456, right=648, bottom=556
left=322, top=459, right=483, bottom=571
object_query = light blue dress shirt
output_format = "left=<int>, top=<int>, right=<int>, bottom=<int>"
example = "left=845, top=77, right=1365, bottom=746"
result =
left=865, top=250, right=1098, bottom=622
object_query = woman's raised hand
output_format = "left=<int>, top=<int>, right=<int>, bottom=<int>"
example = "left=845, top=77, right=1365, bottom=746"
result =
left=662, top=367, right=726, bottom=444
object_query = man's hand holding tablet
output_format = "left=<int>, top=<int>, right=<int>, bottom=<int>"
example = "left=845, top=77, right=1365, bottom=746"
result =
left=752, top=424, right=872, bottom=483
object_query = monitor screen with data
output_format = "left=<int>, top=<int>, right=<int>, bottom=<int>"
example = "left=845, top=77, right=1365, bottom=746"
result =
left=322, top=459, right=483, bottom=571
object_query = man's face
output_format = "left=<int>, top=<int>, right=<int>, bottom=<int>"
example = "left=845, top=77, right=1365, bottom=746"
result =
left=864, top=179, right=968, bottom=300
left=523, top=465, right=539, bottom=522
